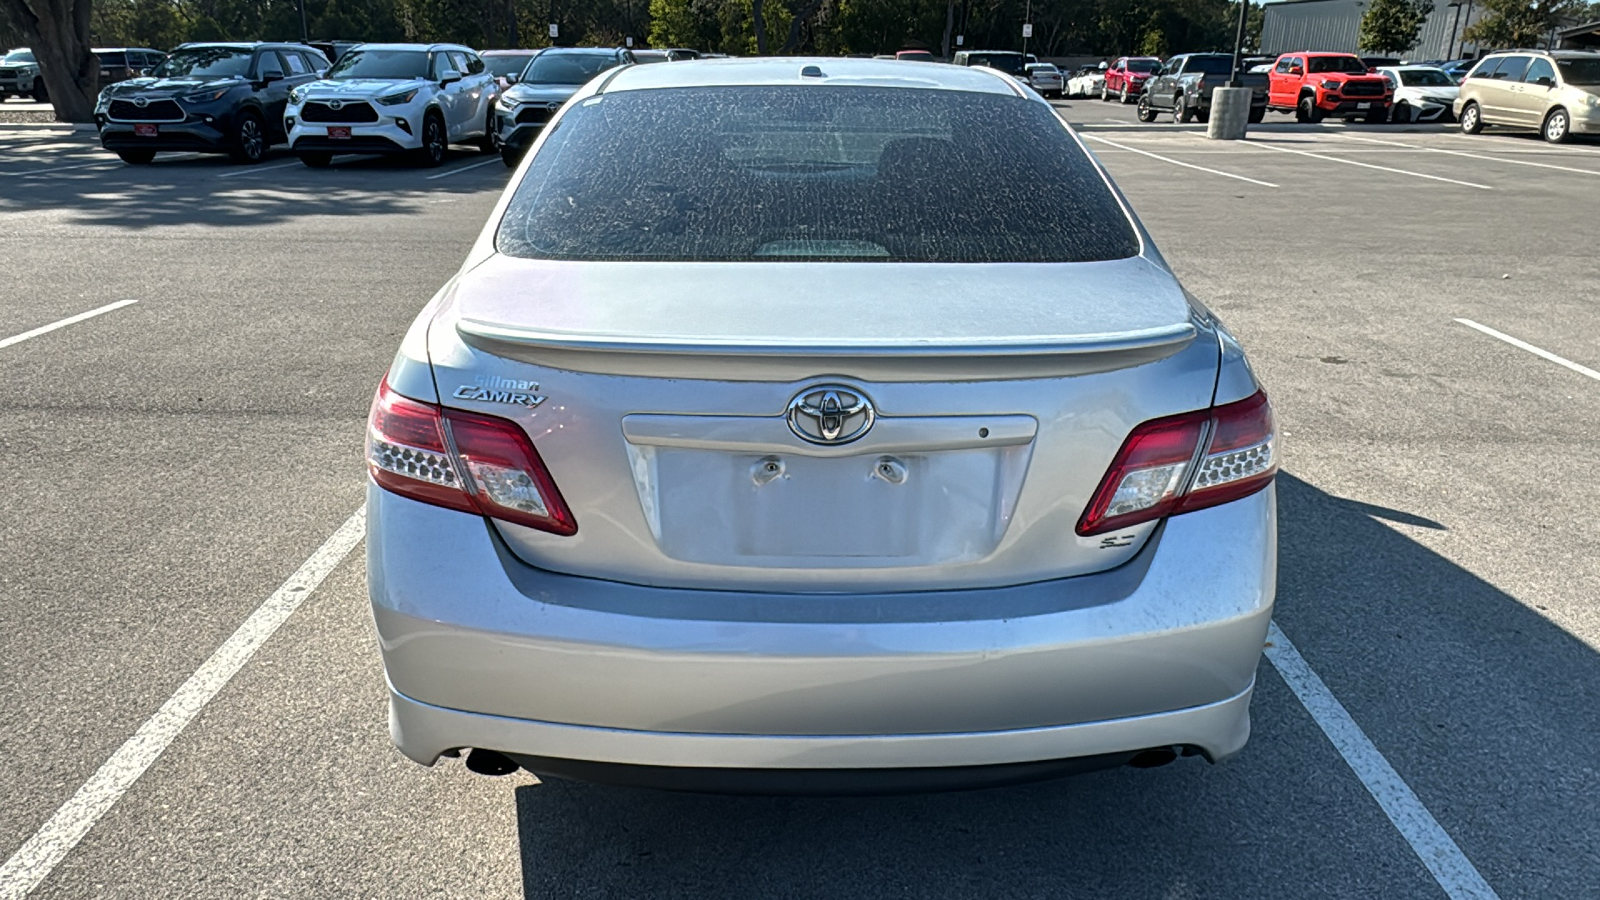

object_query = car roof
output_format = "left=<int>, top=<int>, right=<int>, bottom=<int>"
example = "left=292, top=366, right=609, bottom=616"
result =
left=534, top=46, right=627, bottom=55
left=480, top=49, right=538, bottom=55
left=354, top=43, right=474, bottom=52
left=602, top=56, right=1025, bottom=96
left=1383, top=64, right=1446, bottom=70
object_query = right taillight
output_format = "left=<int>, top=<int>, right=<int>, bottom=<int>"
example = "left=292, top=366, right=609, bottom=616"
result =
left=366, top=378, right=577, bottom=536
left=1076, top=390, right=1276, bottom=536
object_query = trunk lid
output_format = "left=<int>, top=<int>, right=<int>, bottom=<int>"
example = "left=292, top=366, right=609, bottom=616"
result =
left=428, top=254, right=1221, bottom=592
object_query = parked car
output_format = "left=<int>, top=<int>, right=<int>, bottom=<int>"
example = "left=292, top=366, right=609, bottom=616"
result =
left=366, top=57, right=1277, bottom=794
left=480, top=48, right=539, bottom=88
left=495, top=46, right=633, bottom=167
left=1377, top=65, right=1459, bottom=122
left=1066, top=64, right=1106, bottom=98
left=1102, top=56, right=1160, bottom=103
left=1137, top=52, right=1267, bottom=124
left=95, top=43, right=326, bottom=165
left=631, top=49, right=671, bottom=64
left=286, top=43, right=498, bottom=168
left=951, top=50, right=1029, bottom=81
left=0, top=47, right=44, bottom=101
left=1025, top=62, right=1064, bottom=97
left=94, top=47, right=166, bottom=86
left=896, top=49, right=938, bottom=63
left=1436, top=59, right=1477, bottom=84
left=1266, top=52, right=1391, bottom=122
left=1456, top=50, right=1600, bottom=144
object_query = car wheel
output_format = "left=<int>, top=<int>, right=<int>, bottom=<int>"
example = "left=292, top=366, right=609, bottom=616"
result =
left=299, top=151, right=333, bottom=168
left=1459, top=101, right=1482, bottom=134
left=1175, top=98, right=1192, bottom=124
left=500, top=143, right=522, bottom=168
left=1136, top=93, right=1156, bottom=122
left=417, top=112, right=446, bottom=167
left=1100, top=83, right=1109, bottom=101
left=1120, top=84, right=1131, bottom=104
left=115, top=149, right=155, bottom=165
left=32, top=82, right=47, bottom=103
left=1297, top=95, right=1322, bottom=124
left=1543, top=107, right=1571, bottom=144
left=227, top=112, right=266, bottom=164
left=1247, top=106, right=1265, bottom=124
left=1390, top=101, right=1410, bottom=124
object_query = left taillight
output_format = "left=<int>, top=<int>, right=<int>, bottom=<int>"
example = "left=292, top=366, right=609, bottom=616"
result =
left=366, top=378, right=577, bottom=536
left=1076, top=390, right=1276, bottom=537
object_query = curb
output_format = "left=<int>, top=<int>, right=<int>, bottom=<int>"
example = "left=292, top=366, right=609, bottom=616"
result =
left=0, top=122, right=97, bottom=133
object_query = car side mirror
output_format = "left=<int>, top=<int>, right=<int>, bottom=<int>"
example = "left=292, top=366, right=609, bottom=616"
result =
left=1289, top=65, right=1303, bottom=76
left=1536, top=75, right=1554, bottom=87
left=440, top=70, right=462, bottom=86
left=260, top=71, right=284, bottom=85
left=504, top=72, right=518, bottom=85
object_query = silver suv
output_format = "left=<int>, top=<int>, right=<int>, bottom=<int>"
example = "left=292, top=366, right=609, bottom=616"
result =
left=1456, top=50, right=1600, bottom=143
left=0, top=48, right=44, bottom=102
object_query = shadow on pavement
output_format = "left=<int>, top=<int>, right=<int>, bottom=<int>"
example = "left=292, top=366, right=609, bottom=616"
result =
left=509, top=473, right=1599, bottom=898
left=0, top=146, right=501, bottom=230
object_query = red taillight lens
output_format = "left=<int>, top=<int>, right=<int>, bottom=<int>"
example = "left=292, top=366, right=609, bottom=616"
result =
left=366, top=379, right=577, bottom=536
left=1076, top=390, right=1276, bottom=537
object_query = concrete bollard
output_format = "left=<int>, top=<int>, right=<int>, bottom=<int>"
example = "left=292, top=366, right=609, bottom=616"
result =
left=1208, top=87, right=1252, bottom=140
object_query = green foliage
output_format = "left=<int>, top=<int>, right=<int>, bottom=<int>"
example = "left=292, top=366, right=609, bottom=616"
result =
left=1462, top=0, right=1584, bottom=48
left=1139, top=26, right=1167, bottom=56
left=1358, top=0, right=1431, bottom=54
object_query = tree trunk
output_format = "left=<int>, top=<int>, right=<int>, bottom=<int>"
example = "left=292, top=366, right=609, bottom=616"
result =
left=779, top=0, right=824, bottom=53
left=941, top=0, right=955, bottom=58
left=752, top=0, right=767, bottom=55
left=1, top=0, right=98, bottom=122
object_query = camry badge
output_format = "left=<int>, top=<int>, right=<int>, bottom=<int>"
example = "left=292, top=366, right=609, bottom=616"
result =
left=787, top=385, right=875, bottom=445
left=452, top=376, right=545, bottom=409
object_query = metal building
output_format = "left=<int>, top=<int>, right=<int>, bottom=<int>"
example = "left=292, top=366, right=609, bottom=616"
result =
left=1261, top=0, right=1487, bottom=60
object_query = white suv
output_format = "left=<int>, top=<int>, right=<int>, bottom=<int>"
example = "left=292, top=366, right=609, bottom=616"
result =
left=285, top=43, right=497, bottom=167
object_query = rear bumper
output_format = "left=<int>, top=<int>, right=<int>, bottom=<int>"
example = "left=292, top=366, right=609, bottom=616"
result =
left=369, top=482, right=1276, bottom=770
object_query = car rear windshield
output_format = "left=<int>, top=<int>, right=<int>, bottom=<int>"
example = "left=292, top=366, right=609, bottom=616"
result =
left=521, top=52, right=619, bottom=85
left=155, top=47, right=253, bottom=78
left=326, top=49, right=428, bottom=80
left=1308, top=56, right=1368, bottom=74
left=966, top=53, right=1026, bottom=75
left=1557, top=58, right=1600, bottom=84
left=496, top=86, right=1140, bottom=263
left=1186, top=56, right=1235, bottom=75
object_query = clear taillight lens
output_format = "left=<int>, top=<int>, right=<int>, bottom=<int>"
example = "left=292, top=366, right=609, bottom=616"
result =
left=1076, top=391, right=1276, bottom=536
left=366, top=379, right=577, bottom=535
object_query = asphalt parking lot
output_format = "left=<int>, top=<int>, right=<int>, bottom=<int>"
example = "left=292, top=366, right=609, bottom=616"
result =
left=2, top=101, right=1598, bottom=899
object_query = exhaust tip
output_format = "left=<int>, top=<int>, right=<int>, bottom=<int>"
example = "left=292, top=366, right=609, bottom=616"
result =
left=465, top=748, right=520, bottom=776
left=1126, top=747, right=1180, bottom=769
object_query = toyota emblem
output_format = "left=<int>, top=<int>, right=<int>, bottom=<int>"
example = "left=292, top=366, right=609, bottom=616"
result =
left=787, top=385, right=875, bottom=445
left=328, top=99, right=344, bottom=110
left=132, top=96, right=148, bottom=107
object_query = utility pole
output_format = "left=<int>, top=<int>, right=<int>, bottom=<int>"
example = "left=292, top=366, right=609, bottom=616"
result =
left=1228, top=0, right=1248, bottom=87
left=1445, top=1, right=1462, bottom=60
left=298, top=0, right=308, bottom=42
left=509, top=0, right=519, bottom=48
left=1021, top=0, right=1032, bottom=56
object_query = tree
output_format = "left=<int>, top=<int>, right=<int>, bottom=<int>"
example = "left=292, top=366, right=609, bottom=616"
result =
left=0, top=0, right=97, bottom=121
left=1463, top=0, right=1583, bottom=47
left=1359, top=0, right=1432, bottom=54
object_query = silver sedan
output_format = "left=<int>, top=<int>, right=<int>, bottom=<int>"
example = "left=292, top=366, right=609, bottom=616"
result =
left=366, top=57, right=1278, bottom=793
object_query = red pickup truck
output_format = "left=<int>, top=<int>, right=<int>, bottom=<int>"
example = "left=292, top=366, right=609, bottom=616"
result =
left=1101, top=56, right=1161, bottom=104
left=1266, top=52, right=1392, bottom=123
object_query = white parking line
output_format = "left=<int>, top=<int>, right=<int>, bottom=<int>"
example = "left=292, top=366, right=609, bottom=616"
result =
left=1266, top=622, right=1501, bottom=900
left=0, top=299, right=139, bottom=351
left=0, top=160, right=119, bottom=177
left=1082, top=134, right=1279, bottom=187
left=1455, top=318, right=1600, bottom=381
left=215, top=160, right=304, bottom=179
left=426, top=157, right=501, bottom=180
left=0, top=507, right=367, bottom=900
left=1338, top=135, right=1600, bottom=178
left=1253, top=140, right=1493, bottom=189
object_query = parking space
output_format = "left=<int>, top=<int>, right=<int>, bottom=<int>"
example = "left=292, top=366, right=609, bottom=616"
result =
left=3, top=99, right=1599, bottom=899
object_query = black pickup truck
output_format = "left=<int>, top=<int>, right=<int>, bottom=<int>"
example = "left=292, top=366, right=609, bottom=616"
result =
left=1136, top=53, right=1268, bottom=124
